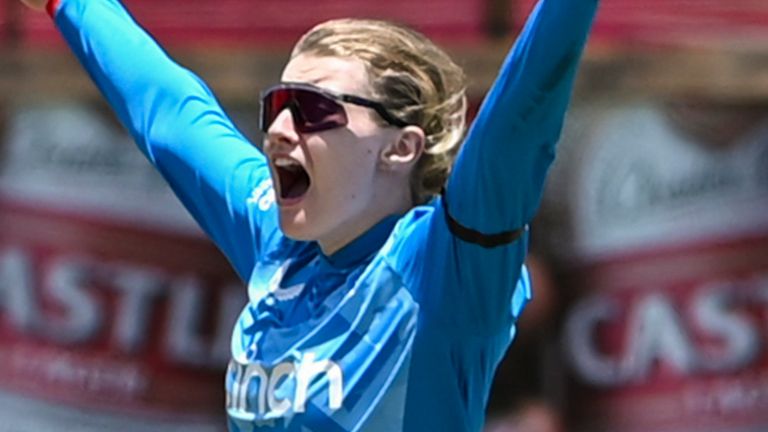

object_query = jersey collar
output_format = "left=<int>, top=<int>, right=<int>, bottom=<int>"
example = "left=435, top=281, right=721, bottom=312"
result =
left=323, top=214, right=401, bottom=268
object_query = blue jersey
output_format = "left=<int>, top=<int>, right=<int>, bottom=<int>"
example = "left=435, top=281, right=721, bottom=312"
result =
left=51, top=0, right=598, bottom=430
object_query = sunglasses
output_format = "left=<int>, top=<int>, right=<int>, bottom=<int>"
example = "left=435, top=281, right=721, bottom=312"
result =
left=259, top=82, right=409, bottom=133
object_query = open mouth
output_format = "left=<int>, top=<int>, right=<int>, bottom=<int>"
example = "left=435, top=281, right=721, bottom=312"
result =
left=273, top=157, right=311, bottom=203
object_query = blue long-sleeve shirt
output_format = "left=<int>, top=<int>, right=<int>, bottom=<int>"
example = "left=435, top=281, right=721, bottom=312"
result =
left=50, top=0, right=598, bottom=430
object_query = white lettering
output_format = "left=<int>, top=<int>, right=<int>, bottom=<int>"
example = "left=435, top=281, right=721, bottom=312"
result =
left=247, top=179, right=275, bottom=211
left=0, top=248, right=38, bottom=332
left=242, top=363, right=269, bottom=414
left=110, top=266, right=164, bottom=353
left=227, top=354, right=345, bottom=417
left=267, top=362, right=294, bottom=415
left=0, top=246, right=239, bottom=368
left=45, top=258, right=103, bottom=344
left=564, top=296, right=625, bottom=386
left=622, top=294, right=697, bottom=382
left=691, top=283, right=760, bottom=372
left=295, top=352, right=343, bottom=412
left=565, top=275, right=768, bottom=387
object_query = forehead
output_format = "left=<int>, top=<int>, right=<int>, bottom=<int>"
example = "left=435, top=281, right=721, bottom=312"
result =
left=280, top=54, right=372, bottom=96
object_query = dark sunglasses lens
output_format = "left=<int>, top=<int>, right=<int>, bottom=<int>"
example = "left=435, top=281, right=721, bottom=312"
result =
left=261, top=89, right=292, bottom=132
left=261, top=87, right=347, bottom=133
left=293, top=89, right=347, bottom=132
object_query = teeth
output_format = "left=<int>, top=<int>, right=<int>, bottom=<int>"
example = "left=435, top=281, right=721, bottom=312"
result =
left=274, top=158, right=301, bottom=168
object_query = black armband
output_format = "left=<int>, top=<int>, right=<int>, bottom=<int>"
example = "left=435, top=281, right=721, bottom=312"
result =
left=441, top=189, right=528, bottom=248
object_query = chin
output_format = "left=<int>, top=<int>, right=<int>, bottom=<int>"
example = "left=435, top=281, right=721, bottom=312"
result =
left=278, top=209, right=319, bottom=241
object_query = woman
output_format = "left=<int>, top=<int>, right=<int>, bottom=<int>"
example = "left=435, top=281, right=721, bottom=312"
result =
left=21, top=0, right=598, bottom=430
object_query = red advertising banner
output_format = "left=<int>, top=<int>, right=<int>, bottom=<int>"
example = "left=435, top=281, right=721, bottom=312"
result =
left=544, top=101, right=768, bottom=432
left=515, top=0, right=768, bottom=46
left=16, top=0, right=489, bottom=47
left=0, top=105, right=243, bottom=430
left=0, top=200, right=242, bottom=416
left=563, top=235, right=768, bottom=431
left=11, top=0, right=768, bottom=49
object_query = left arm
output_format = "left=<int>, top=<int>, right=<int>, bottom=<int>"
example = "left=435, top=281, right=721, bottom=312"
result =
left=447, top=0, right=599, bottom=235
left=405, top=0, right=599, bottom=334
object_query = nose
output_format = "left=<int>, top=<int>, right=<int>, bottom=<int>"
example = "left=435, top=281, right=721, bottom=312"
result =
left=264, top=107, right=300, bottom=153
left=268, top=108, right=300, bottom=139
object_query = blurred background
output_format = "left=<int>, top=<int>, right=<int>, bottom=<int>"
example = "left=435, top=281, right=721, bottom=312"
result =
left=1, top=0, right=767, bottom=431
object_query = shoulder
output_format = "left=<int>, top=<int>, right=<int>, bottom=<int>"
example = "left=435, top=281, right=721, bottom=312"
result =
left=379, top=203, right=438, bottom=282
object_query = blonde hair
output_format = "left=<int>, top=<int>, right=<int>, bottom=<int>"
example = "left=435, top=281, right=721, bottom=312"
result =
left=291, top=19, right=468, bottom=205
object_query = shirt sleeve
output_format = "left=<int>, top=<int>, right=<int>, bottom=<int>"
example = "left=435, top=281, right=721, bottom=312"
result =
left=49, top=0, right=281, bottom=281
left=397, top=0, right=599, bottom=335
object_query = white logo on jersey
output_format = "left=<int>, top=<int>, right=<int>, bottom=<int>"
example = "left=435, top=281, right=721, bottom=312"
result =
left=267, top=259, right=311, bottom=302
left=247, top=179, right=275, bottom=211
left=226, top=352, right=344, bottom=417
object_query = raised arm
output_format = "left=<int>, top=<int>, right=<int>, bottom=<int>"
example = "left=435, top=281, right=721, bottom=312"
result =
left=446, top=0, right=598, bottom=232
left=398, top=0, right=599, bottom=335
left=33, top=0, right=277, bottom=280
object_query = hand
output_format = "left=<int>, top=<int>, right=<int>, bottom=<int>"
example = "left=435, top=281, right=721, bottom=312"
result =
left=20, top=0, right=48, bottom=11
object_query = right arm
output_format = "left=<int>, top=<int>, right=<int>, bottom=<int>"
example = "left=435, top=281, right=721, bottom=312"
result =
left=39, top=0, right=277, bottom=280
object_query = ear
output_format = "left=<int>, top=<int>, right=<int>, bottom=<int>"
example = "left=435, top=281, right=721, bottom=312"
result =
left=380, top=126, right=425, bottom=171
